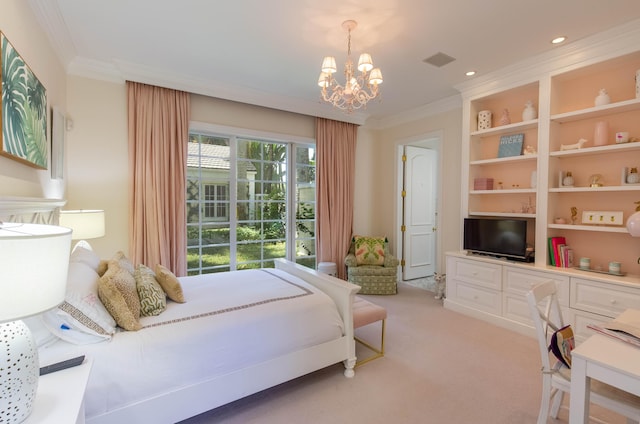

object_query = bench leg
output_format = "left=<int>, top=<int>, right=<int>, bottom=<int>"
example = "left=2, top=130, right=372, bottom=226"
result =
left=355, top=319, right=385, bottom=367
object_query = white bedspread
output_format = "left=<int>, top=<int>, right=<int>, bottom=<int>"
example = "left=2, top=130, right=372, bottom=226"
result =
left=39, top=268, right=345, bottom=419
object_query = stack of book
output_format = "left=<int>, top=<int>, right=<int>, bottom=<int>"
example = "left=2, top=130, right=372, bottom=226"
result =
left=548, top=236, right=573, bottom=267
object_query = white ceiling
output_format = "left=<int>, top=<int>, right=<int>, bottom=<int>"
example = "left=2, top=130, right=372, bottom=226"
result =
left=28, top=0, right=640, bottom=126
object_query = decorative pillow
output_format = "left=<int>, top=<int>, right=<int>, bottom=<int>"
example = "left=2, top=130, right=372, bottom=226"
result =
left=155, top=264, right=186, bottom=303
left=135, top=264, right=166, bottom=316
left=97, top=259, right=109, bottom=277
left=55, top=260, right=116, bottom=340
left=112, top=251, right=135, bottom=276
left=98, top=260, right=142, bottom=331
left=354, top=236, right=386, bottom=266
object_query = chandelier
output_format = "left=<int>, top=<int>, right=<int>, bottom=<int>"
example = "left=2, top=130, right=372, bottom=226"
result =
left=317, top=20, right=383, bottom=113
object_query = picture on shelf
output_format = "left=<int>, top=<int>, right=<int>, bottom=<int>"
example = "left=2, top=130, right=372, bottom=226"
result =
left=497, top=133, right=524, bottom=158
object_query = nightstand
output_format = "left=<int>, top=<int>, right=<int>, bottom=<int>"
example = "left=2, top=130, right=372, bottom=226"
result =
left=24, top=358, right=92, bottom=424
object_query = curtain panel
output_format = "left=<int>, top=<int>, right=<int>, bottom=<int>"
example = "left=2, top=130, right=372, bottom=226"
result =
left=127, top=81, right=190, bottom=276
left=315, top=117, right=358, bottom=279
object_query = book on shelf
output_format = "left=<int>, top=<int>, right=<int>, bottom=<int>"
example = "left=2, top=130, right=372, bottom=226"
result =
left=548, top=236, right=566, bottom=267
left=587, top=309, right=640, bottom=348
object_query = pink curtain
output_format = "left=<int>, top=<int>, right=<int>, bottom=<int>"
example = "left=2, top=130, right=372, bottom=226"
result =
left=127, top=81, right=190, bottom=276
left=316, top=117, right=358, bottom=279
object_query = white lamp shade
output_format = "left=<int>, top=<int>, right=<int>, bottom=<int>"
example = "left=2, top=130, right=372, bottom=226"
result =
left=0, top=223, right=72, bottom=322
left=357, top=53, right=373, bottom=72
left=59, top=209, right=105, bottom=240
left=627, top=211, right=640, bottom=237
left=321, top=56, right=337, bottom=73
left=369, top=68, right=383, bottom=85
left=318, top=72, right=329, bottom=88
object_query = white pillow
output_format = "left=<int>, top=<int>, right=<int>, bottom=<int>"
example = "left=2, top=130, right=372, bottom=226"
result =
left=42, top=309, right=111, bottom=345
left=51, top=261, right=116, bottom=343
left=22, top=315, right=58, bottom=348
left=70, top=243, right=101, bottom=271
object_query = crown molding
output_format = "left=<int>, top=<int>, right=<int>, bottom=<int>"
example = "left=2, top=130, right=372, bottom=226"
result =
left=365, top=94, right=462, bottom=130
left=28, top=0, right=77, bottom=67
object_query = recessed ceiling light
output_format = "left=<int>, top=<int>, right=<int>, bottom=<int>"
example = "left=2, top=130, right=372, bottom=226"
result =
left=465, top=70, right=476, bottom=76
left=551, top=36, right=567, bottom=44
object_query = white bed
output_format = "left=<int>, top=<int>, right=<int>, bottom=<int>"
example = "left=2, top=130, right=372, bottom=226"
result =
left=0, top=198, right=360, bottom=424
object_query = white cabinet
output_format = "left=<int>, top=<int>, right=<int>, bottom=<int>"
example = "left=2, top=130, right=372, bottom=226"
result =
left=445, top=252, right=640, bottom=339
left=502, top=267, right=569, bottom=326
left=446, top=255, right=502, bottom=317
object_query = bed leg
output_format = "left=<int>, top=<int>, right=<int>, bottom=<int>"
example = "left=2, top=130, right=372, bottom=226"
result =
left=343, top=357, right=356, bottom=378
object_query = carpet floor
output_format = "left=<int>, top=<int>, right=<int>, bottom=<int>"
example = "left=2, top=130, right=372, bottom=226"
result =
left=180, top=283, right=627, bottom=424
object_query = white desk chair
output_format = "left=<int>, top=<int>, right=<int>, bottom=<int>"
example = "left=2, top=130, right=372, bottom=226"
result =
left=526, top=280, right=640, bottom=424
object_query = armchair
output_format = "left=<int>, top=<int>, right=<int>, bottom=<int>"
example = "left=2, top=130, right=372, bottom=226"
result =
left=345, top=235, right=398, bottom=295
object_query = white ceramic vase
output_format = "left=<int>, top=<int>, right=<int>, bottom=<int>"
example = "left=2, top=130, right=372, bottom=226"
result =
left=522, top=101, right=537, bottom=121
left=593, top=121, right=609, bottom=146
left=595, top=88, right=610, bottom=106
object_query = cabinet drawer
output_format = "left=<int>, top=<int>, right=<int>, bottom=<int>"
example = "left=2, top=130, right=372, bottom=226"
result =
left=448, top=257, right=501, bottom=290
left=503, top=267, right=570, bottom=306
left=503, top=291, right=570, bottom=327
left=570, top=277, right=640, bottom=318
left=569, top=309, right=610, bottom=343
left=450, top=281, right=501, bottom=315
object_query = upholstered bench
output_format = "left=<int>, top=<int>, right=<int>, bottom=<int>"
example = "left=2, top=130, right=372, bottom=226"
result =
left=353, top=296, right=387, bottom=366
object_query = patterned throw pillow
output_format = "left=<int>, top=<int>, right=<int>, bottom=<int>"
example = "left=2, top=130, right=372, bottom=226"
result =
left=354, top=236, right=386, bottom=266
left=155, top=264, right=186, bottom=303
left=98, top=259, right=142, bottom=331
left=135, top=264, right=166, bottom=317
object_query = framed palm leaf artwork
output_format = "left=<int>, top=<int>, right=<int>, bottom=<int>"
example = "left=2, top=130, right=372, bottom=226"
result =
left=1, top=31, right=47, bottom=169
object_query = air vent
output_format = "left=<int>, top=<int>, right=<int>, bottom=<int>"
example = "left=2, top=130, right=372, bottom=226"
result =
left=423, top=52, right=456, bottom=68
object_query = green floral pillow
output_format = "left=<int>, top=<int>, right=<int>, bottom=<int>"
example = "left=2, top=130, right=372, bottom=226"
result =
left=354, top=236, right=386, bottom=266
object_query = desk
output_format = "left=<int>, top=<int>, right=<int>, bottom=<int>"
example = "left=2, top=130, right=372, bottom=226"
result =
left=569, top=334, right=640, bottom=423
left=25, top=359, right=92, bottom=424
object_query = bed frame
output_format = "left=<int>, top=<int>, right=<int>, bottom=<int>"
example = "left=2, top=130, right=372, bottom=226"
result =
left=0, top=197, right=360, bottom=424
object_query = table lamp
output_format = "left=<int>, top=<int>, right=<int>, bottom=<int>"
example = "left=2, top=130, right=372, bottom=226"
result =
left=0, top=223, right=72, bottom=423
left=59, top=209, right=105, bottom=241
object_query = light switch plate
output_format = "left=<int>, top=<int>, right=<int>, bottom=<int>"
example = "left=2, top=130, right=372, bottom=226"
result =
left=581, top=210, right=623, bottom=225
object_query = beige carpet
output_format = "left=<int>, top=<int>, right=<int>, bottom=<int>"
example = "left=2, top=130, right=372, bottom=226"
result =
left=180, top=283, right=626, bottom=424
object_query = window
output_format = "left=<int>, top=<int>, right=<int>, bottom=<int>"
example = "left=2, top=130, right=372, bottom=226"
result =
left=203, top=184, right=228, bottom=220
left=187, top=127, right=315, bottom=275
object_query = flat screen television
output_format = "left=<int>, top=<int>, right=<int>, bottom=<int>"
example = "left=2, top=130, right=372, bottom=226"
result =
left=463, top=218, right=529, bottom=261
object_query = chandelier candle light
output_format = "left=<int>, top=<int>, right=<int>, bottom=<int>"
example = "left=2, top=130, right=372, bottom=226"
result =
left=318, top=20, right=383, bottom=113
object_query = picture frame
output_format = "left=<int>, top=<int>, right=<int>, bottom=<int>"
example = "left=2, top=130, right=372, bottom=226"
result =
left=51, top=106, right=65, bottom=179
left=1, top=31, right=48, bottom=169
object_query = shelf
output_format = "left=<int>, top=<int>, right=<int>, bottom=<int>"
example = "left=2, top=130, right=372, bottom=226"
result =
left=469, top=212, right=536, bottom=218
left=550, top=142, right=640, bottom=158
left=470, top=188, right=536, bottom=194
left=549, top=185, right=640, bottom=193
left=548, top=223, right=629, bottom=233
left=470, top=119, right=538, bottom=137
left=470, top=154, right=537, bottom=165
left=550, top=98, right=640, bottom=123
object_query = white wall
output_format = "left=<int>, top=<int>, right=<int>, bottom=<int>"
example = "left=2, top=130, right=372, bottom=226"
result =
left=357, top=108, right=463, bottom=273
left=0, top=0, right=67, bottom=199
left=66, top=76, right=128, bottom=257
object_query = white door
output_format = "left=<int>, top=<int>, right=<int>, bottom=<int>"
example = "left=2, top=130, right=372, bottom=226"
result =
left=403, top=146, right=437, bottom=280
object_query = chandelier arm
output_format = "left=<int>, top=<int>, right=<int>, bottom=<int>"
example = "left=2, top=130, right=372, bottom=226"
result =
left=318, top=20, right=382, bottom=113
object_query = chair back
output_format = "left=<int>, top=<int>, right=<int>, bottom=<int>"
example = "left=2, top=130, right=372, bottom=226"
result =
left=526, top=280, right=566, bottom=373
